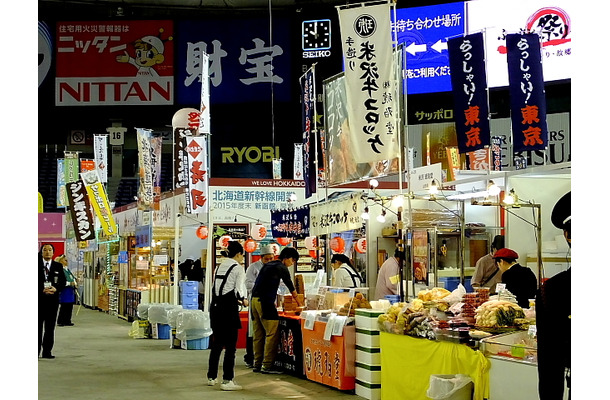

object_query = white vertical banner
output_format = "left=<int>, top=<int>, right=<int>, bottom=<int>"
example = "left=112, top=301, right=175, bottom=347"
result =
left=136, top=128, right=154, bottom=210
left=93, top=134, right=108, bottom=183
left=294, top=143, right=304, bottom=180
left=338, top=2, right=399, bottom=164
left=198, top=52, right=211, bottom=135
left=185, top=136, right=208, bottom=214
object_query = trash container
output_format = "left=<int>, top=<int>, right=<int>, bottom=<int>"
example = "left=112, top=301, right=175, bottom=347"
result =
left=426, top=374, right=473, bottom=400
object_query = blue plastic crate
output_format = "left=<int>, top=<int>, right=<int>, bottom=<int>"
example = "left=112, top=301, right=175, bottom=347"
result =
left=153, top=323, right=171, bottom=339
left=180, top=281, right=199, bottom=289
left=384, top=295, right=401, bottom=304
left=182, top=337, right=209, bottom=350
left=181, top=302, right=199, bottom=310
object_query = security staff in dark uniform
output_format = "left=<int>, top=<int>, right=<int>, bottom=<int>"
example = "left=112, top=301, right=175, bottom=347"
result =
left=39, top=243, right=67, bottom=359
left=536, top=191, right=571, bottom=399
left=206, top=241, right=248, bottom=391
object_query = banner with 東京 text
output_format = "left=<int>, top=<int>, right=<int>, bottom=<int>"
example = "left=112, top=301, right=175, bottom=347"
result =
left=93, top=134, right=108, bottom=183
left=309, top=192, right=362, bottom=237
left=506, top=33, right=548, bottom=153
left=185, top=136, right=208, bottom=214
left=271, top=208, right=310, bottom=239
left=338, top=3, right=399, bottom=164
left=81, top=169, right=118, bottom=236
left=66, top=179, right=96, bottom=242
left=447, top=32, right=491, bottom=153
left=136, top=128, right=154, bottom=210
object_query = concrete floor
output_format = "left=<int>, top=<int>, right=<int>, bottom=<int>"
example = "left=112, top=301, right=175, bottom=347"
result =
left=38, top=307, right=357, bottom=400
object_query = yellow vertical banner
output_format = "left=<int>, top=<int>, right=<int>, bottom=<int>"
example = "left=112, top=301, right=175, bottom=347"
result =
left=81, top=169, right=118, bottom=236
left=38, top=192, right=44, bottom=213
left=446, top=146, right=461, bottom=181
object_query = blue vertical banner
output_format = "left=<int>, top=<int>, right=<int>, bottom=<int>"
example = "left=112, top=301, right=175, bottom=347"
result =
left=506, top=33, right=548, bottom=153
left=300, top=68, right=316, bottom=199
left=447, top=32, right=491, bottom=153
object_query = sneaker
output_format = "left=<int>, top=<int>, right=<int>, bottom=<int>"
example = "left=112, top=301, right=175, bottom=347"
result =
left=245, top=362, right=253, bottom=369
left=207, top=378, right=217, bottom=386
left=252, top=366, right=261, bottom=373
left=261, top=367, right=283, bottom=375
left=220, top=380, right=242, bottom=391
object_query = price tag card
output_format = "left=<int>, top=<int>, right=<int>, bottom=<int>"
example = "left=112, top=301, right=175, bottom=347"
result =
left=304, top=311, right=316, bottom=330
left=496, top=283, right=506, bottom=292
left=324, top=313, right=337, bottom=340
left=332, top=316, right=348, bottom=336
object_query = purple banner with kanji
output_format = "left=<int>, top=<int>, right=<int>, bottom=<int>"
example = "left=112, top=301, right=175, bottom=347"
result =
left=300, top=68, right=316, bottom=199
left=448, top=32, right=490, bottom=153
left=506, top=33, right=548, bottom=153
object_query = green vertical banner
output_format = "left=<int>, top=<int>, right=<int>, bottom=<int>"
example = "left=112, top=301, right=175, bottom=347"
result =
left=64, top=151, right=80, bottom=183
left=56, top=158, right=68, bottom=208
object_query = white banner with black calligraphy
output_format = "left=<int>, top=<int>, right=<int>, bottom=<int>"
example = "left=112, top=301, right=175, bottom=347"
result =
left=93, top=134, right=108, bottom=183
left=309, top=192, right=363, bottom=237
left=136, top=128, right=154, bottom=210
left=338, top=3, right=399, bottom=164
left=198, top=52, right=211, bottom=135
left=185, top=136, right=208, bottom=214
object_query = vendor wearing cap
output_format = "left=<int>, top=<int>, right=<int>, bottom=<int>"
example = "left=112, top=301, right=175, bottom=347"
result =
left=243, top=245, right=276, bottom=368
left=536, top=191, right=571, bottom=400
left=494, top=247, right=537, bottom=308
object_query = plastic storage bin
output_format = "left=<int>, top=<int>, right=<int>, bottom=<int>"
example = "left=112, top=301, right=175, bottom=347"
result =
left=152, top=323, right=171, bottom=339
left=181, top=337, right=209, bottom=350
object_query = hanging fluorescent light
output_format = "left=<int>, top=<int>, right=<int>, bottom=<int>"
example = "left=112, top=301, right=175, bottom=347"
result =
left=488, top=180, right=501, bottom=196
left=369, top=179, right=379, bottom=189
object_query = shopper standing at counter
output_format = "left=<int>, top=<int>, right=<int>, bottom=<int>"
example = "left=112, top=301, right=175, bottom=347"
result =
left=243, top=245, right=275, bottom=368
left=207, top=241, right=248, bottom=391
left=537, top=191, right=571, bottom=400
left=493, top=248, right=537, bottom=308
left=331, top=253, right=362, bottom=288
left=471, top=235, right=504, bottom=293
left=375, top=249, right=404, bottom=299
left=250, top=247, right=303, bottom=374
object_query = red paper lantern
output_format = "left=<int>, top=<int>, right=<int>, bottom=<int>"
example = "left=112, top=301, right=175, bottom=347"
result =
left=304, top=236, right=317, bottom=250
left=277, top=237, right=292, bottom=246
left=196, top=225, right=209, bottom=240
left=355, top=238, right=367, bottom=254
left=244, top=239, right=257, bottom=253
left=330, top=237, right=345, bottom=253
left=251, top=224, right=267, bottom=241
left=309, top=249, right=317, bottom=259
left=219, top=235, right=232, bottom=248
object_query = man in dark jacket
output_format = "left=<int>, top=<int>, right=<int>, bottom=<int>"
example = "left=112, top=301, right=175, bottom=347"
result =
left=536, top=192, right=571, bottom=399
left=250, top=247, right=303, bottom=374
left=39, top=243, right=67, bottom=359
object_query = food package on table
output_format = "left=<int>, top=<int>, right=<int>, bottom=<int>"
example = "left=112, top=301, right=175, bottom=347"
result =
left=338, top=292, right=371, bottom=317
left=418, top=287, right=451, bottom=302
left=376, top=302, right=436, bottom=339
left=475, top=300, right=525, bottom=328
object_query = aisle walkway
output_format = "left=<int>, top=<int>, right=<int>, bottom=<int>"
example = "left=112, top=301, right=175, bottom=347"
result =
left=38, top=307, right=356, bottom=400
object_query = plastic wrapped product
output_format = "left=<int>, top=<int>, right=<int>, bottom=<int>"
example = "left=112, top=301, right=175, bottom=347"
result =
left=147, top=303, right=173, bottom=325
left=167, top=306, right=184, bottom=328
left=175, top=310, right=213, bottom=341
left=137, top=303, right=151, bottom=320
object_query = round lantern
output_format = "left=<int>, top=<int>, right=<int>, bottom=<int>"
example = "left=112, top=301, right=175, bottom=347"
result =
left=251, top=224, right=267, bottom=241
left=171, top=108, right=200, bottom=132
left=309, top=249, right=317, bottom=259
left=330, top=237, right=345, bottom=253
left=277, top=237, right=292, bottom=246
left=304, top=236, right=317, bottom=250
left=269, top=243, right=281, bottom=256
left=355, top=238, right=367, bottom=254
left=219, top=235, right=232, bottom=248
left=244, top=239, right=258, bottom=253
left=196, top=225, right=209, bottom=240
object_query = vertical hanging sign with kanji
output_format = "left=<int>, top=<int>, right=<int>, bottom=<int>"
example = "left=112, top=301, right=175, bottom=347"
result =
left=447, top=32, right=491, bottom=154
left=300, top=68, right=316, bottom=199
left=185, top=136, right=208, bottom=214
left=506, top=33, right=548, bottom=153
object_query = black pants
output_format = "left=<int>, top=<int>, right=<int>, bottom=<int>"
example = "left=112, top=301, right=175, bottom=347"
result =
left=207, top=323, right=239, bottom=381
left=244, top=335, right=254, bottom=365
left=57, top=303, right=74, bottom=325
left=39, top=299, right=59, bottom=356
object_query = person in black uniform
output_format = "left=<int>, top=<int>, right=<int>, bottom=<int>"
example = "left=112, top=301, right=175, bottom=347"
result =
left=250, top=247, right=303, bottom=374
left=537, top=191, right=571, bottom=400
left=494, top=248, right=537, bottom=308
left=206, top=241, right=248, bottom=391
left=39, top=243, right=67, bottom=359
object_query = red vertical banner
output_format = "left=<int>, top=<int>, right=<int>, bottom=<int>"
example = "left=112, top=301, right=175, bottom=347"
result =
left=185, top=136, right=208, bottom=214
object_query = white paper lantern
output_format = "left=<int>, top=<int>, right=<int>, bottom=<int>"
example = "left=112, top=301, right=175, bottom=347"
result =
left=304, top=236, right=318, bottom=250
left=251, top=224, right=267, bottom=241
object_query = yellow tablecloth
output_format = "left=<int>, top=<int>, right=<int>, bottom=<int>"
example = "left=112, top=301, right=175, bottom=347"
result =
left=380, top=332, right=490, bottom=400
